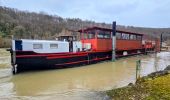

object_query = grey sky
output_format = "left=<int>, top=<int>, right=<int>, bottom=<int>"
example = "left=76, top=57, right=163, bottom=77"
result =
left=1, top=0, right=170, bottom=28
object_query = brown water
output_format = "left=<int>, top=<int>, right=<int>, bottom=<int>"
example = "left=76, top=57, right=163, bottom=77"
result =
left=0, top=48, right=170, bottom=100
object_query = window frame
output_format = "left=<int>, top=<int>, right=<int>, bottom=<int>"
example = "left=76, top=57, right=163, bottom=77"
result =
left=50, top=43, right=58, bottom=49
left=33, top=44, right=43, bottom=49
left=116, top=32, right=122, bottom=39
left=97, top=30, right=111, bottom=39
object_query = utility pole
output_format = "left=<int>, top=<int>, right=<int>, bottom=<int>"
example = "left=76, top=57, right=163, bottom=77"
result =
left=112, top=21, right=116, bottom=61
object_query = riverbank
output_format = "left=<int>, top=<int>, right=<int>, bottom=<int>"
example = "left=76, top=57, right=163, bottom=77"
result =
left=0, top=48, right=10, bottom=68
left=0, top=48, right=10, bottom=57
left=106, top=65, right=170, bottom=100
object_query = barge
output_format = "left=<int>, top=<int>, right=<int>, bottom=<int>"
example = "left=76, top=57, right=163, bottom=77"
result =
left=9, top=22, right=159, bottom=74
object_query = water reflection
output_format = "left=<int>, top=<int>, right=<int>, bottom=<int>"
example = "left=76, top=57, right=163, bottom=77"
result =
left=0, top=51, right=170, bottom=100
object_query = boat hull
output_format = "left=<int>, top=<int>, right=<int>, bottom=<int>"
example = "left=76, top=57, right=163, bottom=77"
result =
left=14, top=51, right=112, bottom=72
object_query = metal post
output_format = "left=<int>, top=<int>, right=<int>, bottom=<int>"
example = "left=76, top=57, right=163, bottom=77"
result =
left=11, top=35, right=17, bottom=74
left=160, top=33, right=163, bottom=51
left=112, top=21, right=116, bottom=61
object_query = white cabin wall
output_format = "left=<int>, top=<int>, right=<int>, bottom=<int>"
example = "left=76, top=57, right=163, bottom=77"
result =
left=73, top=41, right=82, bottom=52
left=12, top=40, right=15, bottom=51
left=22, top=40, right=69, bottom=53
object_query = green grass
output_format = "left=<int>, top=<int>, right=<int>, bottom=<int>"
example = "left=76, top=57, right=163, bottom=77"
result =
left=107, top=74, right=170, bottom=100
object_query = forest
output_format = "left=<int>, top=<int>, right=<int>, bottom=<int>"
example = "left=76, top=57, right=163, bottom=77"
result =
left=0, top=6, right=170, bottom=48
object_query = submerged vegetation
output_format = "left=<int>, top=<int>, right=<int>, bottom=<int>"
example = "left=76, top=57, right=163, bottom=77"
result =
left=0, top=48, right=10, bottom=68
left=107, top=66, right=170, bottom=100
left=0, top=48, right=10, bottom=57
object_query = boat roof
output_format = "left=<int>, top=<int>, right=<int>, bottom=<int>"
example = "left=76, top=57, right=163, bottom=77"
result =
left=116, top=30, right=143, bottom=36
left=19, top=39, right=68, bottom=43
left=78, top=27, right=111, bottom=32
left=78, top=26, right=143, bottom=36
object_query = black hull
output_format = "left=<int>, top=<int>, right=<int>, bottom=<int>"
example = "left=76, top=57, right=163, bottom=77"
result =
left=15, top=51, right=112, bottom=73
left=11, top=48, right=146, bottom=73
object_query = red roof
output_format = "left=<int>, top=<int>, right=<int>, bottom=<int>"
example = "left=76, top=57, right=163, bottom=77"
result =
left=78, top=26, right=143, bottom=36
left=116, top=30, right=143, bottom=36
left=78, top=27, right=112, bottom=32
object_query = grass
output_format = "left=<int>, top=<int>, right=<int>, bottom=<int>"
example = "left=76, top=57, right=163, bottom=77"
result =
left=106, top=73, right=170, bottom=100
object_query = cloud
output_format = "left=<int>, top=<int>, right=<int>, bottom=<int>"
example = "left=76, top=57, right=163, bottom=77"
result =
left=1, top=0, right=170, bottom=28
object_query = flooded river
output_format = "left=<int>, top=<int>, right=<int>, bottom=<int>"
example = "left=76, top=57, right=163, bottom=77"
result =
left=0, top=48, right=170, bottom=100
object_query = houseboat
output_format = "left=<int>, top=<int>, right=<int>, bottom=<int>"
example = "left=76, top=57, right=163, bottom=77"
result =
left=9, top=22, right=159, bottom=74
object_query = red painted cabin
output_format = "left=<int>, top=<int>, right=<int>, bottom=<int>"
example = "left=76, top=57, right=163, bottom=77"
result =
left=79, top=27, right=112, bottom=52
left=116, top=30, right=143, bottom=51
left=78, top=27, right=144, bottom=56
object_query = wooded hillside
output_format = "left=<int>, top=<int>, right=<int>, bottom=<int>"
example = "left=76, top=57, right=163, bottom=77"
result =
left=0, top=6, right=170, bottom=47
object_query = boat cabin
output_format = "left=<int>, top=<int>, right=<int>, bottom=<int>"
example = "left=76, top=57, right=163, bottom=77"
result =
left=78, top=27, right=112, bottom=51
left=78, top=26, right=144, bottom=52
left=115, top=30, right=143, bottom=51
left=12, top=39, right=82, bottom=53
left=13, top=39, right=69, bottom=53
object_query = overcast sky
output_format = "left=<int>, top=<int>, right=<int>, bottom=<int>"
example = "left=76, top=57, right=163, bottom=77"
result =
left=1, top=0, right=170, bottom=28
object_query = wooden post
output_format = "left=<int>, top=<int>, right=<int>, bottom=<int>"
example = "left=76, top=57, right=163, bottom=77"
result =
left=136, top=60, right=141, bottom=80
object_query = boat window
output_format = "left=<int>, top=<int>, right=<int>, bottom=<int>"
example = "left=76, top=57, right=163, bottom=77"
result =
left=116, top=32, right=122, bottom=39
left=97, top=30, right=111, bottom=39
left=130, top=34, right=137, bottom=40
left=137, top=35, right=142, bottom=40
left=33, top=44, right=43, bottom=49
left=97, top=30, right=104, bottom=38
left=82, top=33, right=88, bottom=39
left=122, top=33, right=129, bottom=40
left=50, top=44, right=58, bottom=49
left=87, top=31, right=95, bottom=39
left=81, top=30, right=95, bottom=39
left=97, top=33, right=103, bottom=38
left=104, top=32, right=111, bottom=38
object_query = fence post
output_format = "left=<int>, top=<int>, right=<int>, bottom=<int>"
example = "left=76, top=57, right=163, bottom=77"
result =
left=136, top=60, right=141, bottom=80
